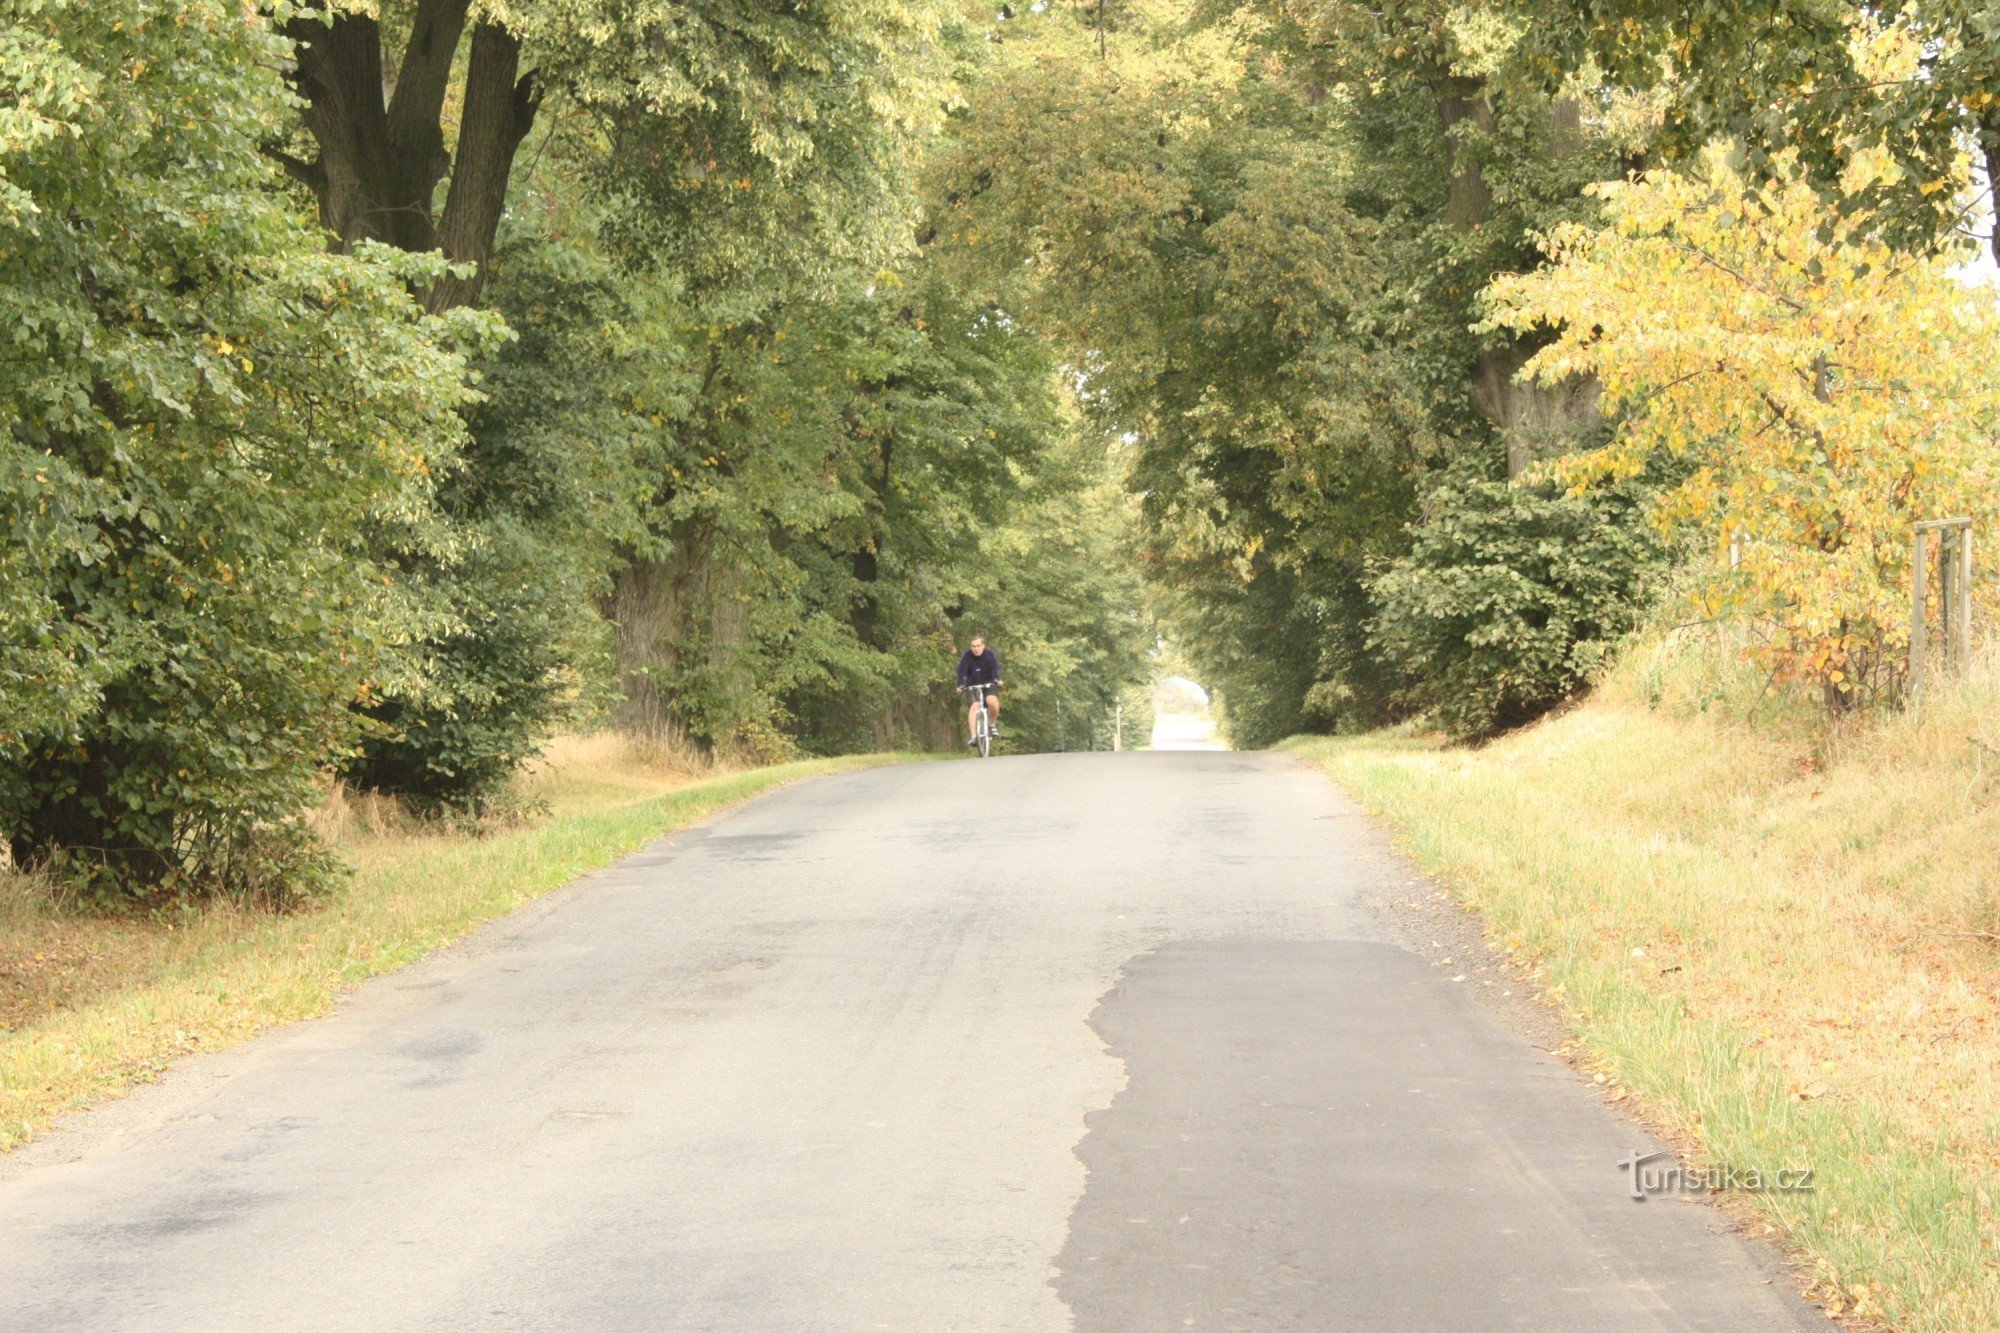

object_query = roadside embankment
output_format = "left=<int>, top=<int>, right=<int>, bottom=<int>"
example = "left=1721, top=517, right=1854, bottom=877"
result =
left=0, top=738, right=922, bottom=1153
left=1290, top=637, right=2000, bottom=1331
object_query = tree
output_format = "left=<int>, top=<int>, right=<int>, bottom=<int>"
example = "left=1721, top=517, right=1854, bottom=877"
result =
left=263, top=1, right=959, bottom=806
left=1369, top=469, right=1669, bottom=737
left=927, top=0, right=1648, bottom=741
left=1487, top=148, right=2000, bottom=704
left=1521, top=0, right=2000, bottom=260
left=0, top=0, right=484, bottom=892
left=275, top=0, right=947, bottom=310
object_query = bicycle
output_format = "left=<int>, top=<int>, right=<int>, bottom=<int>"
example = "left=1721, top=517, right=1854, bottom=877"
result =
left=962, top=682, right=996, bottom=758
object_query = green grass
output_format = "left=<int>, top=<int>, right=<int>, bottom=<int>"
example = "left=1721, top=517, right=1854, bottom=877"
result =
left=0, top=743, right=927, bottom=1153
left=1286, top=636, right=2000, bottom=1329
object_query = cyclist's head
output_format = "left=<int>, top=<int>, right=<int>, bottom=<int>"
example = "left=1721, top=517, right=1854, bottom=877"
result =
left=970, top=635, right=986, bottom=654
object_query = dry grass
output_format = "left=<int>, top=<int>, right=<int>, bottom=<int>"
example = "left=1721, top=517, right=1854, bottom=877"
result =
left=1290, top=633, right=2000, bottom=1330
left=0, top=736, right=923, bottom=1153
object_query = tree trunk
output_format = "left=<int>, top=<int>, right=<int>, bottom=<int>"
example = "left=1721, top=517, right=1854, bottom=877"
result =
left=850, top=544, right=880, bottom=646
left=280, top=3, right=537, bottom=311
left=606, top=520, right=758, bottom=755
left=424, top=23, right=539, bottom=311
left=1437, top=76, right=1496, bottom=235
left=1979, top=110, right=2000, bottom=268
left=1436, top=76, right=1599, bottom=476
left=849, top=432, right=893, bottom=647
left=607, top=527, right=714, bottom=746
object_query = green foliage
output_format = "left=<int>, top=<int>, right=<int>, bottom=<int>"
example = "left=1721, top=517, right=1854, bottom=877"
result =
left=1519, top=0, right=1994, bottom=258
left=932, top=0, right=1642, bottom=743
left=347, top=222, right=650, bottom=810
left=0, top=0, right=483, bottom=895
left=320, top=0, right=967, bottom=802
left=604, top=248, right=1155, bottom=760
left=1369, top=472, right=1670, bottom=738
left=589, top=8, right=957, bottom=307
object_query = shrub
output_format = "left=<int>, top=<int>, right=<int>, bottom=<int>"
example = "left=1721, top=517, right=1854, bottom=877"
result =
left=345, top=232, right=645, bottom=814
left=1369, top=472, right=1669, bottom=738
left=0, top=1, right=482, bottom=898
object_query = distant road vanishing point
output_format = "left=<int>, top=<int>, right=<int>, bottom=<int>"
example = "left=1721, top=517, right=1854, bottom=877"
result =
left=1149, top=711, right=1225, bottom=750
left=0, top=753, right=1824, bottom=1331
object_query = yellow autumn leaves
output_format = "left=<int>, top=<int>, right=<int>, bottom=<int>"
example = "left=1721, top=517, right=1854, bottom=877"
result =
left=1487, top=147, right=2000, bottom=701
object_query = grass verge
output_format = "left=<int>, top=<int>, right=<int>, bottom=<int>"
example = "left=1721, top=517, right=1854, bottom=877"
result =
left=1288, top=635, right=2000, bottom=1331
left=1, top=739, right=925, bottom=1153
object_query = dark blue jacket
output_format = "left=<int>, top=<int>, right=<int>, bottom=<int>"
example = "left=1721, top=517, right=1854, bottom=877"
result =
left=957, top=647, right=1002, bottom=688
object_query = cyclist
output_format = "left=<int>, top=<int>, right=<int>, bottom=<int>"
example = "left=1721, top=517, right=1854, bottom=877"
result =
left=956, top=635, right=1003, bottom=747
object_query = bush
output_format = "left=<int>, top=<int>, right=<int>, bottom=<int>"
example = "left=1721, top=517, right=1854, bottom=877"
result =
left=0, top=2, right=481, bottom=897
left=1369, top=473, right=1669, bottom=738
left=345, top=233, right=645, bottom=813
left=346, top=525, right=609, bottom=814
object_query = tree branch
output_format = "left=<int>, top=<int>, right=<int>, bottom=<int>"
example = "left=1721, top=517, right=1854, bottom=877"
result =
left=385, top=0, right=470, bottom=171
left=266, top=146, right=325, bottom=193
left=426, top=22, right=541, bottom=311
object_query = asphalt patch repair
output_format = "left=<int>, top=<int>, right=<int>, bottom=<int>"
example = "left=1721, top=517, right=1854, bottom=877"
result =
left=1055, top=939, right=1827, bottom=1331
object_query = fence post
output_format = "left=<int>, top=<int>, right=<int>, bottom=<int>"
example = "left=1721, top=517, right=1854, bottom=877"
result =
left=1959, top=526, right=1975, bottom=666
left=1941, top=529, right=1959, bottom=671
left=1910, top=527, right=1928, bottom=703
left=1912, top=518, right=1977, bottom=701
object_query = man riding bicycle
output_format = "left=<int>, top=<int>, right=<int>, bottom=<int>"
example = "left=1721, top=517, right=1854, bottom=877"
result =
left=956, top=635, right=1002, bottom=748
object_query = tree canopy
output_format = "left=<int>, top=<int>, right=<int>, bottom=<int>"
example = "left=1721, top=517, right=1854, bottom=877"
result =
left=4, top=0, right=1996, bottom=892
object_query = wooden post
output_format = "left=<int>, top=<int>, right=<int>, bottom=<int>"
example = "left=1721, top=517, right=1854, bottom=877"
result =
left=1113, top=703, right=1122, bottom=752
left=1940, top=531, right=1958, bottom=671
left=1910, top=528, right=1928, bottom=703
left=1959, top=526, right=1975, bottom=665
left=1912, top=518, right=1976, bottom=697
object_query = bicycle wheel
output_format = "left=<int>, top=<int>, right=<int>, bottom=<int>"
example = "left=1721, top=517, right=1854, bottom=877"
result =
left=977, top=715, right=991, bottom=758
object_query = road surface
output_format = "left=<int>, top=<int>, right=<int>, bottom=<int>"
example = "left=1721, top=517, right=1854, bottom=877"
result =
left=0, top=752, right=1824, bottom=1330
left=1148, top=712, right=1225, bottom=750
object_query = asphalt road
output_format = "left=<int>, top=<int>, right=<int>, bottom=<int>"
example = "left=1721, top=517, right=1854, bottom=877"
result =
left=1148, top=712, right=1224, bottom=750
left=0, top=752, right=1827, bottom=1331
